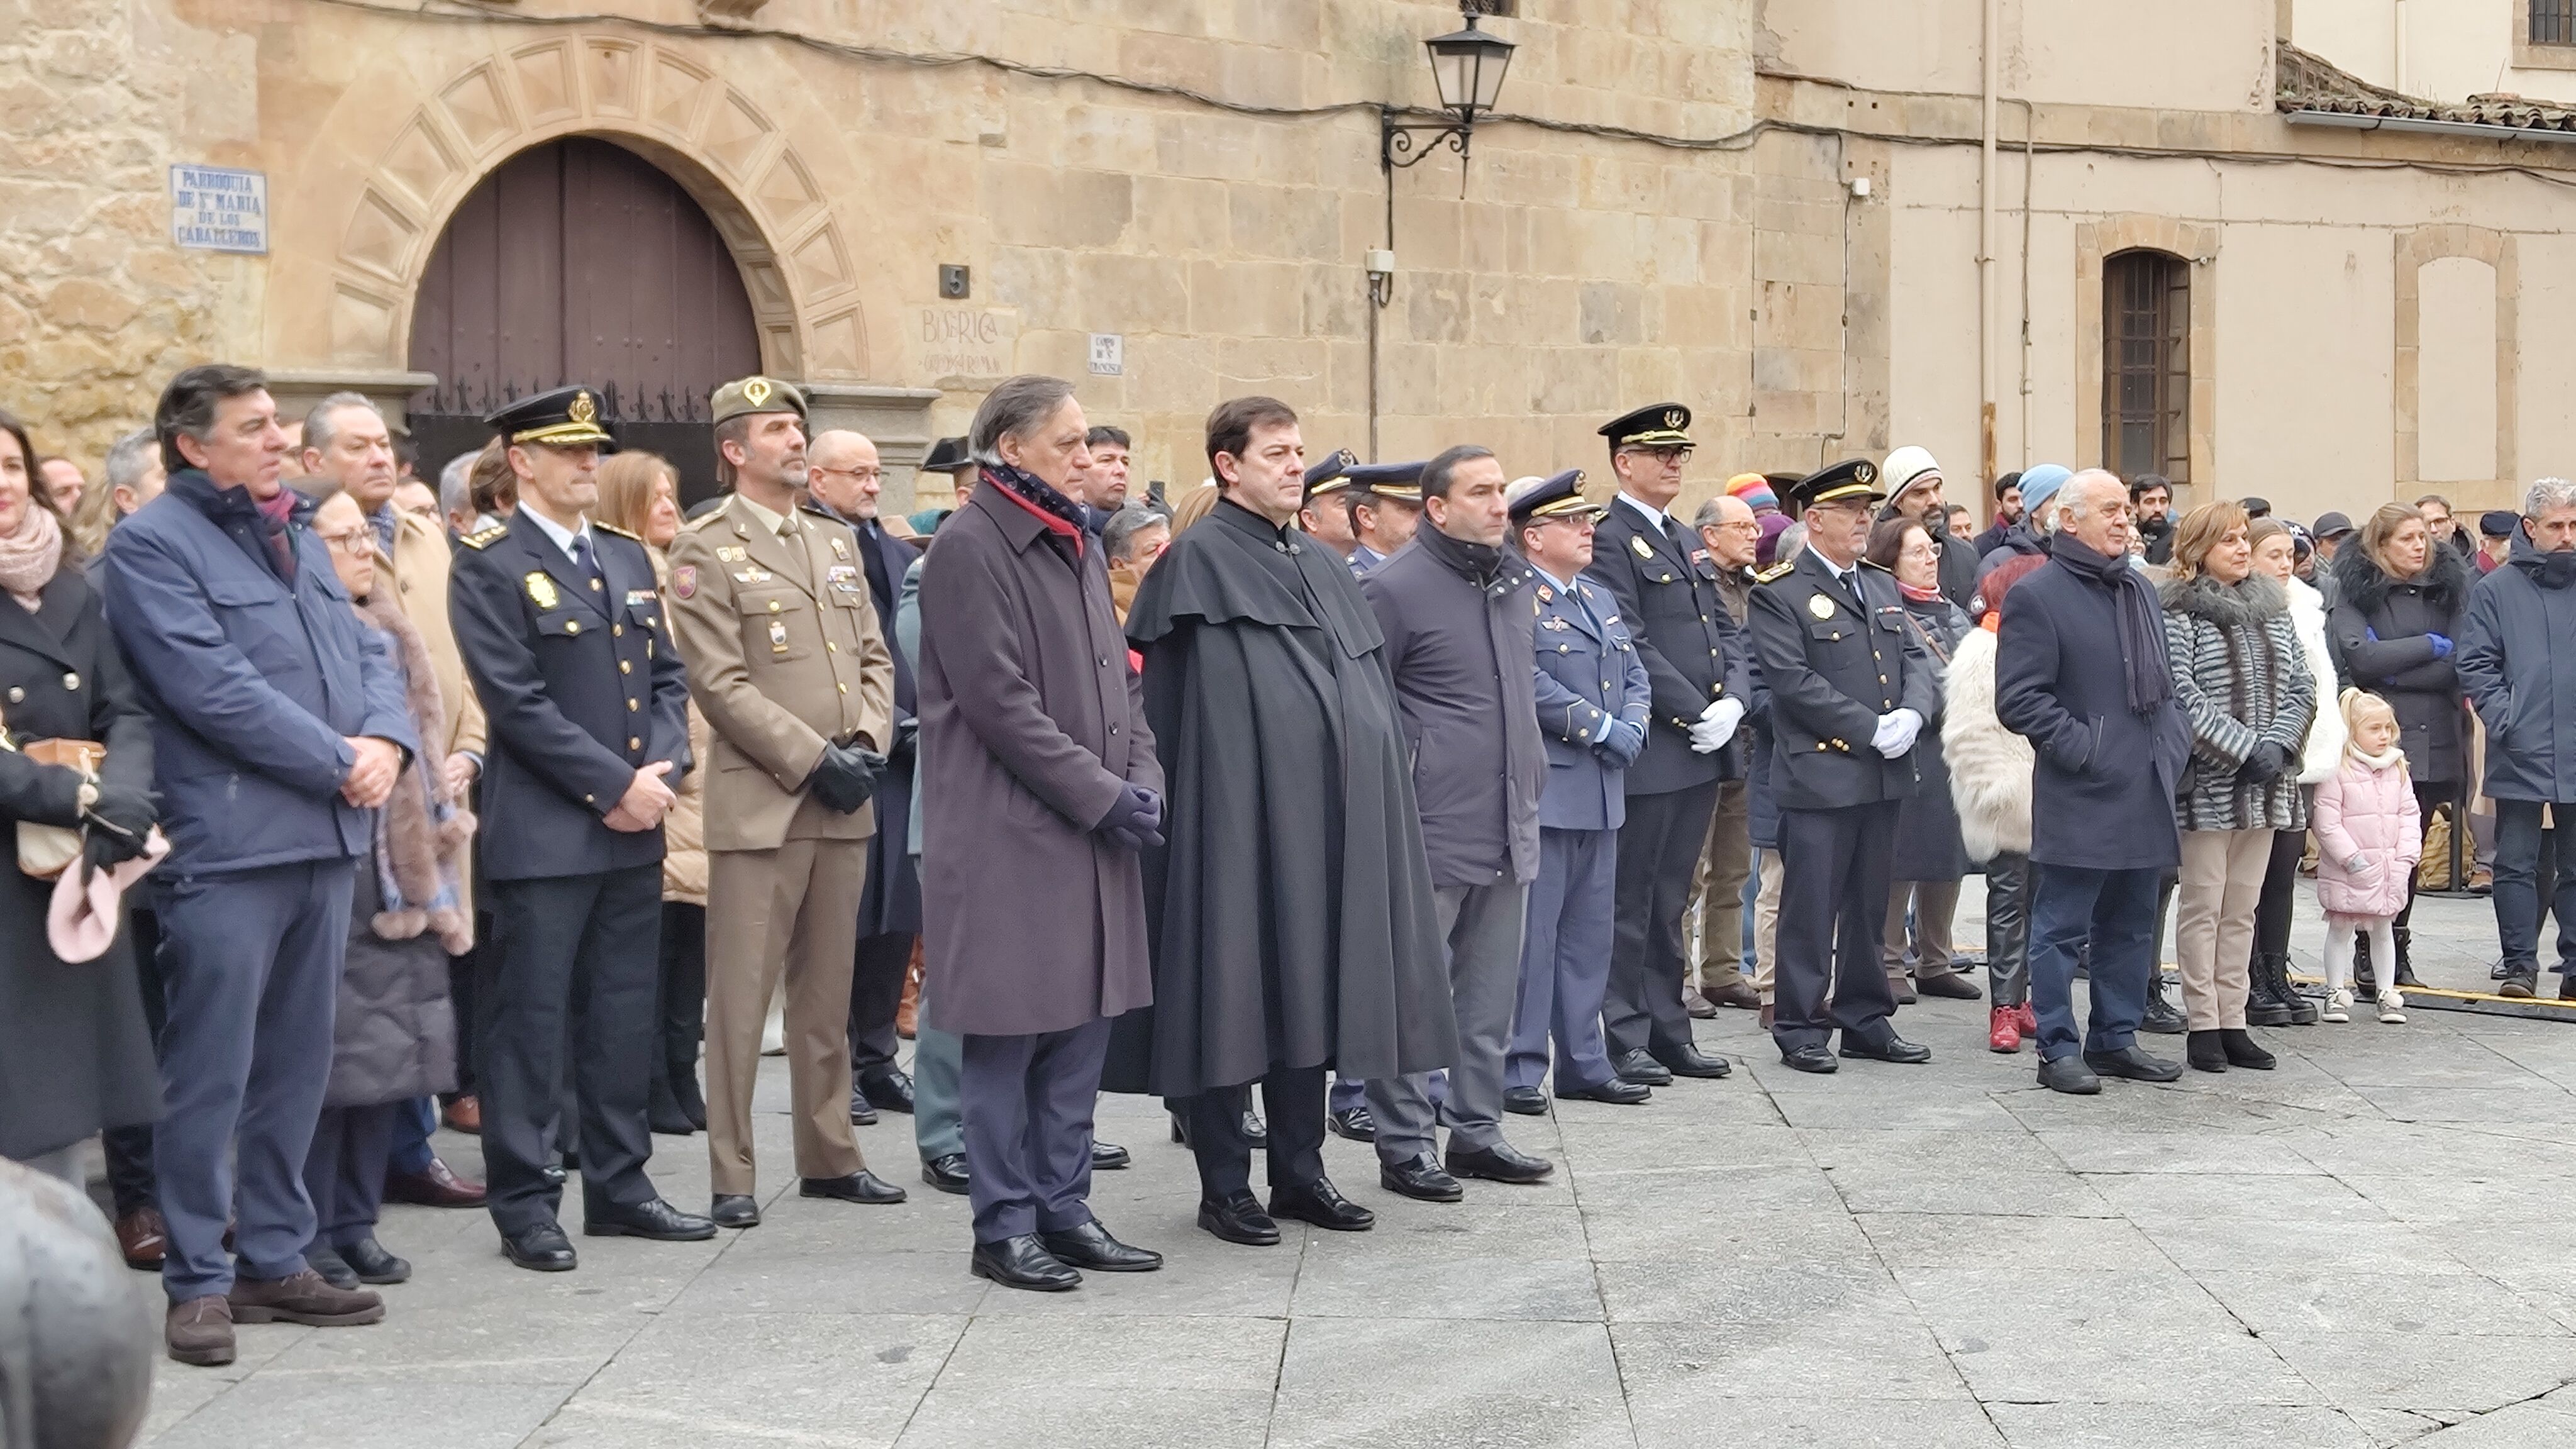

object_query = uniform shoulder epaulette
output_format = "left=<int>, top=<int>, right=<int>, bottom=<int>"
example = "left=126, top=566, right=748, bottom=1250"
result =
left=679, top=508, right=729, bottom=533
left=1753, top=560, right=1795, bottom=584
left=797, top=500, right=840, bottom=520
left=458, top=524, right=508, bottom=550
left=592, top=521, right=641, bottom=543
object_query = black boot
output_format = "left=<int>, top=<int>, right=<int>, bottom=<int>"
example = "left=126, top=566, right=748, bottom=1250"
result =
left=2353, top=933, right=2377, bottom=999
left=2392, top=926, right=2423, bottom=988
left=2141, top=972, right=2186, bottom=1035
left=2186, top=1030, right=2228, bottom=1072
left=2273, top=952, right=2319, bottom=1025
left=2245, top=953, right=2297, bottom=1028
left=2219, top=1028, right=2276, bottom=1070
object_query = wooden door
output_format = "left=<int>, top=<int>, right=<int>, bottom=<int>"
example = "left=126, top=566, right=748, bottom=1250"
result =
left=408, top=136, right=760, bottom=506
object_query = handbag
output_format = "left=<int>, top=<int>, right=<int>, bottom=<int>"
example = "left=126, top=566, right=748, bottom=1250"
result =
left=10, top=733, right=106, bottom=882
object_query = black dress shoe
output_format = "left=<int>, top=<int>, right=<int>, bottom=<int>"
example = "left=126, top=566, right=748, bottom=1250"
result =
left=921, top=1154, right=970, bottom=1196
left=801, top=1171, right=908, bottom=1205
left=1038, top=1219, right=1162, bottom=1272
left=711, top=1194, right=762, bottom=1229
left=1379, top=1152, right=1464, bottom=1202
left=848, top=1091, right=879, bottom=1127
left=1840, top=1033, right=1933, bottom=1065
left=1445, top=1141, right=1555, bottom=1184
left=1501, top=1085, right=1549, bottom=1116
left=1091, top=1140, right=1131, bottom=1171
left=304, top=1245, right=358, bottom=1290
left=1241, top=1108, right=1269, bottom=1148
left=583, top=1197, right=718, bottom=1241
left=1197, top=1192, right=1282, bottom=1246
left=1329, top=1106, right=1378, bottom=1142
left=1269, top=1177, right=1375, bottom=1231
left=1914, top=972, right=1984, bottom=1001
left=2084, top=1043, right=2184, bottom=1082
left=1653, top=1045, right=1733, bottom=1079
left=1556, top=1077, right=1652, bottom=1106
left=858, top=1067, right=917, bottom=1116
left=648, top=1099, right=698, bottom=1136
left=972, top=1234, right=1080, bottom=1292
left=339, top=1236, right=411, bottom=1285
left=500, top=1222, right=579, bottom=1272
left=1614, top=1049, right=1674, bottom=1086
left=2036, top=1053, right=2102, bottom=1095
left=1780, top=1043, right=1840, bottom=1074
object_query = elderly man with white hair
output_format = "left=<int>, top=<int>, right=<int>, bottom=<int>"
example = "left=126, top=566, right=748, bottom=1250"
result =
left=2459, top=477, right=2576, bottom=999
left=1993, top=469, right=2194, bottom=1095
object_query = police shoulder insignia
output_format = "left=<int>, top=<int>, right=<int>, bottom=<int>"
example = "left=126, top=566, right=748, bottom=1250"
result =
left=459, top=525, right=506, bottom=550
left=594, top=521, right=640, bottom=542
left=1753, top=560, right=1795, bottom=584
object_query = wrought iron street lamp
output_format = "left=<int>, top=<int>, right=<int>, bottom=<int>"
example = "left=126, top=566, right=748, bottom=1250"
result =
left=1380, top=9, right=1517, bottom=179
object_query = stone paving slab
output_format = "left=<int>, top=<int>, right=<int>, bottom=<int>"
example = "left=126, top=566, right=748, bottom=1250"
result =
left=130, top=885, right=2576, bottom=1448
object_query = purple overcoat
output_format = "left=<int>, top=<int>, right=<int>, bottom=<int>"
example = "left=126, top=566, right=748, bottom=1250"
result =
left=914, top=482, right=1162, bottom=1037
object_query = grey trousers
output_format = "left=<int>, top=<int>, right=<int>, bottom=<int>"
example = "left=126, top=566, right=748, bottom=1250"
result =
left=1368, top=880, right=1528, bottom=1164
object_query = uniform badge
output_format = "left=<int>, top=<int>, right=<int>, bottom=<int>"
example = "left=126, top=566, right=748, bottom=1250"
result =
left=1630, top=535, right=1656, bottom=560
left=1536, top=584, right=1552, bottom=603
left=716, top=546, right=747, bottom=562
left=524, top=572, right=559, bottom=610
left=1541, top=616, right=1571, bottom=632
left=742, top=377, right=772, bottom=408
left=830, top=536, right=849, bottom=558
left=626, top=589, right=657, bottom=607
left=826, top=563, right=863, bottom=594
left=672, top=566, right=696, bottom=600
left=769, top=619, right=790, bottom=655
left=1808, top=593, right=1837, bottom=620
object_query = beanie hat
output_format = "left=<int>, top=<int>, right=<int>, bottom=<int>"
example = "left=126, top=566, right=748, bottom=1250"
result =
left=1754, top=510, right=1796, bottom=567
left=1727, top=472, right=1780, bottom=514
left=2017, top=464, right=2073, bottom=518
left=1881, top=446, right=1942, bottom=508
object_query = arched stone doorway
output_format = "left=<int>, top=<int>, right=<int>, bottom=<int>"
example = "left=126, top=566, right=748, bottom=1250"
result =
left=407, top=135, right=761, bottom=505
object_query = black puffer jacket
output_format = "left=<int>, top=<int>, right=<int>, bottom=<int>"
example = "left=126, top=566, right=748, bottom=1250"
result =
left=2328, top=540, right=2473, bottom=784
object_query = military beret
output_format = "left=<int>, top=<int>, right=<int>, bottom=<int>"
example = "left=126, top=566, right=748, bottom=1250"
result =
left=709, top=375, right=806, bottom=425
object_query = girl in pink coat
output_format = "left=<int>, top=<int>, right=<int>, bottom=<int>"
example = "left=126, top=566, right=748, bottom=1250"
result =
left=2312, top=690, right=2421, bottom=1023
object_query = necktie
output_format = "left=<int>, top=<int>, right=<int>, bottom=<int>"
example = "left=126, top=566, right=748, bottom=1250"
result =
left=570, top=533, right=606, bottom=600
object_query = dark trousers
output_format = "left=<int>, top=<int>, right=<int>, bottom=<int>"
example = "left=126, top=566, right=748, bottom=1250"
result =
left=2252, top=824, right=2307, bottom=961
left=848, top=930, right=913, bottom=1076
left=650, top=901, right=706, bottom=1114
left=2028, top=864, right=2162, bottom=1062
left=104, top=906, right=165, bottom=1217
left=153, top=858, right=354, bottom=1300
left=447, top=942, right=479, bottom=1097
left=1770, top=801, right=1902, bottom=1053
left=959, top=1018, right=1109, bottom=1243
left=2494, top=800, right=2576, bottom=973
left=1984, top=852, right=2032, bottom=1008
left=389, top=1097, right=436, bottom=1177
left=1180, top=1064, right=1326, bottom=1201
left=480, top=865, right=662, bottom=1236
left=1509, top=826, right=1619, bottom=1092
left=2391, top=779, right=2458, bottom=931
left=301, top=1102, right=397, bottom=1250
left=1605, top=779, right=1721, bottom=1059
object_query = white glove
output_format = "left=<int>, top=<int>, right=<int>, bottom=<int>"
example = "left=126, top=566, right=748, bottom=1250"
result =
left=1700, top=696, right=1745, bottom=742
left=1686, top=718, right=1727, bottom=754
left=1871, top=708, right=1923, bottom=759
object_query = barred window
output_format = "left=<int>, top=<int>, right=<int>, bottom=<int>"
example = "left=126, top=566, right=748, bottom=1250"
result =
left=2538, top=0, right=2576, bottom=45
left=2102, top=250, right=2190, bottom=490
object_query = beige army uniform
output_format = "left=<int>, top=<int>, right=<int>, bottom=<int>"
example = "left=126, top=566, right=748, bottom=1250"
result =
left=668, top=491, right=896, bottom=1196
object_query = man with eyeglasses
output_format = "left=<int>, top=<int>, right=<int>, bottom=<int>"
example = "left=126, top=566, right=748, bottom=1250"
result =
left=1680, top=491, right=1765, bottom=1016
left=1581, top=403, right=1744, bottom=1088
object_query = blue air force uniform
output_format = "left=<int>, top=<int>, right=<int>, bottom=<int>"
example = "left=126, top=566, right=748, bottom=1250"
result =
left=1505, top=472, right=1653, bottom=1097
left=1743, top=460, right=1943, bottom=1069
left=447, top=386, right=696, bottom=1257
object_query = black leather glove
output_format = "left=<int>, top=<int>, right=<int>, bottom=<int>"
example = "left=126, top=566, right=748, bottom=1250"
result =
left=2241, top=740, right=2295, bottom=783
left=84, top=823, right=147, bottom=877
left=88, top=780, right=158, bottom=840
left=806, top=743, right=886, bottom=814
left=887, top=717, right=919, bottom=770
left=1096, top=782, right=1164, bottom=852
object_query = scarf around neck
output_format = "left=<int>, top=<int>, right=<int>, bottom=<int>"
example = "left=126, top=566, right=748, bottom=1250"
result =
left=2051, top=532, right=2171, bottom=717
left=2344, top=741, right=2407, bottom=774
left=982, top=462, right=1088, bottom=535
left=1897, top=579, right=1944, bottom=604
left=0, top=502, right=64, bottom=611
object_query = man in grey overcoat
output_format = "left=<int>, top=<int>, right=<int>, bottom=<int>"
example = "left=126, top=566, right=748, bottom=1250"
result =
left=916, top=375, right=1165, bottom=1292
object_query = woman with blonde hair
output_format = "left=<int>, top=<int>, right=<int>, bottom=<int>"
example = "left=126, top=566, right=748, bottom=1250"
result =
left=594, top=451, right=708, bottom=1133
left=2243, top=517, right=2339, bottom=1026
left=2160, top=501, right=2316, bottom=1072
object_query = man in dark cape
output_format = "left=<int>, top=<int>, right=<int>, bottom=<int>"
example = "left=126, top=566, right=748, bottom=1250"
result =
left=1108, top=395, right=1453, bottom=1246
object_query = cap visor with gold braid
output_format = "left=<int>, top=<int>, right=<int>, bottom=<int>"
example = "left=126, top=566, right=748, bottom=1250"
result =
left=514, top=389, right=613, bottom=447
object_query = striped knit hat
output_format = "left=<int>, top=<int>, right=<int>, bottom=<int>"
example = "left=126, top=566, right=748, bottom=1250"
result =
left=1727, top=472, right=1780, bottom=514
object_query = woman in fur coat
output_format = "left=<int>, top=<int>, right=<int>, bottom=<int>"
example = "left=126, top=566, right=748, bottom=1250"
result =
left=2161, top=503, right=2316, bottom=1074
left=301, top=493, right=474, bottom=1289
left=1943, top=553, right=2048, bottom=1053
left=2242, top=519, right=2343, bottom=1026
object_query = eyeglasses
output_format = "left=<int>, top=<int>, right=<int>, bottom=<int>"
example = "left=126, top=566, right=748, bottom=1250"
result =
left=812, top=466, right=882, bottom=484
left=1706, top=520, right=1760, bottom=535
left=1619, top=446, right=1694, bottom=465
left=316, top=530, right=375, bottom=557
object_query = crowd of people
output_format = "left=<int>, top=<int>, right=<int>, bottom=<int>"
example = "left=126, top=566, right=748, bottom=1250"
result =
left=5, top=362, right=2575, bottom=1362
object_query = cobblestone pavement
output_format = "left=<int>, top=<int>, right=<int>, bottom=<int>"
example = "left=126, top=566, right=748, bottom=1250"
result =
left=138, top=887, right=2576, bottom=1448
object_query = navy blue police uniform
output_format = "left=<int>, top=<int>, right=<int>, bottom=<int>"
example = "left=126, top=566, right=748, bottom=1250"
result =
left=1743, top=459, right=1943, bottom=1071
left=1343, top=460, right=1425, bottom=579
left=1579, top=403, right=1746, bottom=1082
left=447, top=386, right=699, bottom=1267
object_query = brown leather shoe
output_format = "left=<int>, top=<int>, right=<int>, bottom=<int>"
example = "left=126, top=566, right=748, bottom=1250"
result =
left=166, top=1295, right=236, bottom=1366
left=1682, top=987, right=1718, bottom=1019
left=441, top=1094, right=482, bottom=1135
left=117, top=1207, right=168, bottom=1270
left=229, top=1269, right=385, bottom=1326
left=384, top=1156, right=487, bottom=1208
left=1706, top=980, right=1761, bottom=1010
left=896, top=941, right=923, bottom=1040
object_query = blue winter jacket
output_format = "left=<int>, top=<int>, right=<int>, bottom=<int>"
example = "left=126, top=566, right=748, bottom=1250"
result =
left=2458, top=533, right=2576, bottom=804
left=101, top=470, right=416, bottom=875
